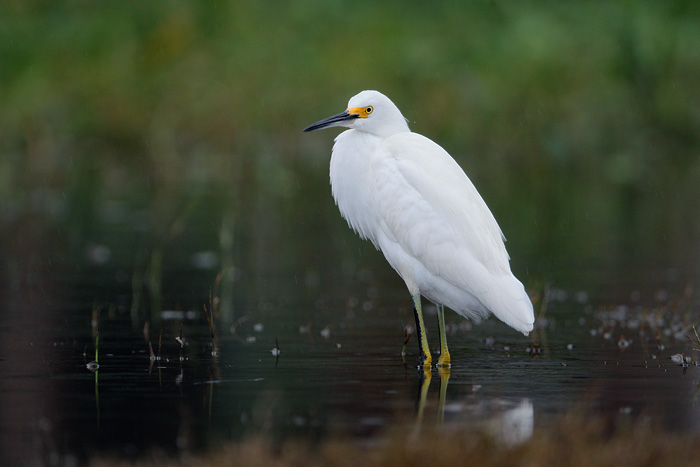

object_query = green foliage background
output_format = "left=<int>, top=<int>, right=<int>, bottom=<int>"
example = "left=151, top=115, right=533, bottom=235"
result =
left=2, top=1, right=700, bottom=316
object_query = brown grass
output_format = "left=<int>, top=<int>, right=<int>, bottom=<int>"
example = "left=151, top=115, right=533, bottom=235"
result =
left=90, top=413, right=700, bottom=467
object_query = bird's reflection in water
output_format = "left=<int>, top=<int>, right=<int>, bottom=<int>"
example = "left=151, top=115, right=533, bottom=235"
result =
left=492, top=399, right=534, bottom=447
left=413, top=368, right=533, bottom=447
left=413, top=366, right=451, bottom=438
left=414, top=367, right=432, bottom=428
left=437, top=367, right=450, bottom=424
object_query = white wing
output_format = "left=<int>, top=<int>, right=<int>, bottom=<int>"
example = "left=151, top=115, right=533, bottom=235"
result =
left=370, top=132, right=534, bottom=333
left=372, top=132, right=510, bottom=275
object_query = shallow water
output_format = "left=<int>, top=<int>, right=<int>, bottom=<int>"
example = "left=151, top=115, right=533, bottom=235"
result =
left=2, top=269, right=700, bottom=464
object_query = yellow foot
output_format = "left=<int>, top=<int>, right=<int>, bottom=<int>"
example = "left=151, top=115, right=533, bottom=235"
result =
left=437, top=352, right=451, bottom=368
left=419, top=353, right=432, bottom=368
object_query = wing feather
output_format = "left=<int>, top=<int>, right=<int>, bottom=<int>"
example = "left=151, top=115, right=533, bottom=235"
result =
left=371, top=132, right=510, bottom=276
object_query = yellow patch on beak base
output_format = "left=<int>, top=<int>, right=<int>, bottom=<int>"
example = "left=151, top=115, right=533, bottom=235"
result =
left=347, top=106, right=374, bottom=118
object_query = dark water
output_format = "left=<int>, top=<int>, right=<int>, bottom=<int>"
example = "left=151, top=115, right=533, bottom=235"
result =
left=2, top=265, right=700, bottom=465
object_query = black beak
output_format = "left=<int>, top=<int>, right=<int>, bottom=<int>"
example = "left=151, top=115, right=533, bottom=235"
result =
left=303, top=109, right=359, bottom=132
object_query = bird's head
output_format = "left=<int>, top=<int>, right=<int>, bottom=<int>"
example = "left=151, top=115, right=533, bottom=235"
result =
left=303, top=90, right=410, bottom=137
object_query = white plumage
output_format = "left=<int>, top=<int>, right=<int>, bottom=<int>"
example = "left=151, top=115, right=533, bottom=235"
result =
left=304, top=90, right=534, bottom=365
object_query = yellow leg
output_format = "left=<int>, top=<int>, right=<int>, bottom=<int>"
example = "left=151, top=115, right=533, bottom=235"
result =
left=412, top=294, right=432, bottom=367
left=436, top=304, right=451, bottom=368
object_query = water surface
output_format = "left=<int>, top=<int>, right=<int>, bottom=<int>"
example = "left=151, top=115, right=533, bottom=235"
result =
left=2, top=270, right=700, bottom=464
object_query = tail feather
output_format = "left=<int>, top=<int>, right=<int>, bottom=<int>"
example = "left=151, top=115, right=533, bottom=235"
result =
left=486, top=275, right=535, bottom=335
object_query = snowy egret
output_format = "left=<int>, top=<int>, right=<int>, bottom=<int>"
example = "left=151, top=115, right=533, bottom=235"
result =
left=303, top=90, right=534, bottom=366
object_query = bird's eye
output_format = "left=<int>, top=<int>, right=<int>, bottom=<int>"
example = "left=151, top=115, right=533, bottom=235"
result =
left=365, top=106, right=373, bottom=115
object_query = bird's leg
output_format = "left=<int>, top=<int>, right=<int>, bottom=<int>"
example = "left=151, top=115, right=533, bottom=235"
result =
left=436, top=304, right=451, bottom=367
left=436, top=304, right=451, bottom=423
left=412, top=294, right=432, bottom=367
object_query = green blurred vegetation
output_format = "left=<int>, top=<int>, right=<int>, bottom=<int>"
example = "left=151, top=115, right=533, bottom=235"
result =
left=1, top=1, right=700, bottom=319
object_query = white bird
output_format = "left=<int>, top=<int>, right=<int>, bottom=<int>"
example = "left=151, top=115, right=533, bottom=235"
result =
left=303, top=90, right=534, bottom=367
